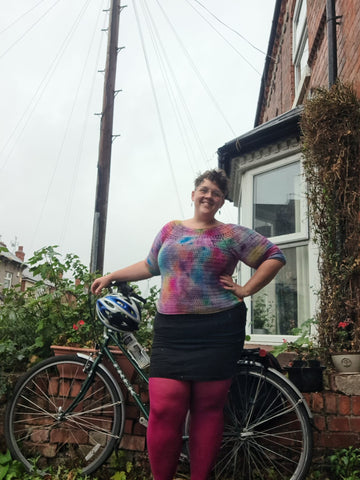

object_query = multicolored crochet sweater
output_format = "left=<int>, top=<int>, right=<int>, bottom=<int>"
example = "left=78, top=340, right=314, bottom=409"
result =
left=146, top=221, right=285, bottom=314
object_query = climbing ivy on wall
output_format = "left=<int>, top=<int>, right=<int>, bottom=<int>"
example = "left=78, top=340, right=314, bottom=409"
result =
left=300, top=81, right=360, bottom=354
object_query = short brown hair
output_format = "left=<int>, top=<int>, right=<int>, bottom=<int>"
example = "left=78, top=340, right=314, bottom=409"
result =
left=194, top=169, right=229, bottom=197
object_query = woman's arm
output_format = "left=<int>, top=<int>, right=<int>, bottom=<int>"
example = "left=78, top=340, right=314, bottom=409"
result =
left=91, top=260, right=153, bottom=295
left=219, top=259, right=284, bottom=300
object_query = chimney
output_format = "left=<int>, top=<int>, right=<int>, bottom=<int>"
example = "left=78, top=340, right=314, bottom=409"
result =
left=15, top=246, right=25, bottom=262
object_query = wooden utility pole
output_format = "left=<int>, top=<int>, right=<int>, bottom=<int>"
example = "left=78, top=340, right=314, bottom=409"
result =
left=90, top=0, right=121, bottom=274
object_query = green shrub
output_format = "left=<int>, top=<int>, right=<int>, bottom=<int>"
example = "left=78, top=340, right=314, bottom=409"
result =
left=132, top=284, right=159, bottom=353
left=328, top=446, right=360, bottom=480
left=0, top=246, right=99, bottom=397
left=0, top=246, right=159, bottom=397
left=0, top=449, right=94, bottom=480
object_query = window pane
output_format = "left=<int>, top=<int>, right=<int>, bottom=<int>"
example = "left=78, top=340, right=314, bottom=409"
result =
left=4, top=271, right=13, bottom=289
left=253, top=162, right=301, bottom=237
left=295, top=36, right=309, bottom=88
left=251, top=245, right=310, bottom=335
left=294, top=0, right=307, bottom=49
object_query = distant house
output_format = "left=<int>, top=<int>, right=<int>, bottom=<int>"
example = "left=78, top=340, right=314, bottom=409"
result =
left=217, top=0, right=360, bottom=345
left=0, top=243, right=27, bottom=296
left=0, top=243, right=49, bottom=297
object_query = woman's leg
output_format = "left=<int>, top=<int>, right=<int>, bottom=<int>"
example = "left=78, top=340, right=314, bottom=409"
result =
left=147, top=377, right=191, bottom=480
left=189, top=378, right=232, bottom=480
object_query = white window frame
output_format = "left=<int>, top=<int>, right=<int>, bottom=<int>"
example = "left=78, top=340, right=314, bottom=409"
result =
left=241, top=157, right=308, bottom=243
left=239, top=155, right=312, bottom=344
left=4, top=271, right=13, bottom=289
left=293, top=0, right=309, bottom=96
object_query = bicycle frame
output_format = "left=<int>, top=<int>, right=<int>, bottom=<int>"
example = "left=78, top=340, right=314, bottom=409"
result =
left=65, top=329, right=313, bottom=431
left=67, top=328, right=151, bottom=424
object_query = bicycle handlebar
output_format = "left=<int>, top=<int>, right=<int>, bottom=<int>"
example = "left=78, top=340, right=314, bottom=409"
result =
left=111, top=281, right=147, bottom=304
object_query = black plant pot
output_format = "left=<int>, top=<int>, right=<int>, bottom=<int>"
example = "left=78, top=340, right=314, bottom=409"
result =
left=284, top=363, right=325, bottom=392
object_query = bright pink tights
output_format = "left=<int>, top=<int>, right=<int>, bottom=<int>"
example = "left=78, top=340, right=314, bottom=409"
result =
left=147, top=377, right=232, bottom=480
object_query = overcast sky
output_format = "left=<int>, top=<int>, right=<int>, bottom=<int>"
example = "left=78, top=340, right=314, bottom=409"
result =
left=0, top=0, right=275, bottom=292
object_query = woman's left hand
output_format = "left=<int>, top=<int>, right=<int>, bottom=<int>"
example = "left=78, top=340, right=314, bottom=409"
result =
left=219, top=274, right=245, bottom=300
left=220, top=259, right=284, bottom=301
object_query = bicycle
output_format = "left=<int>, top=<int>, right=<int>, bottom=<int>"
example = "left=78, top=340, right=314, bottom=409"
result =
left=5, top=282, right=314, bottom=479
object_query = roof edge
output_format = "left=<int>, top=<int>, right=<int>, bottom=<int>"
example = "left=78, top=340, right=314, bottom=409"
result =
left=218, top=106, right=303, bottom=175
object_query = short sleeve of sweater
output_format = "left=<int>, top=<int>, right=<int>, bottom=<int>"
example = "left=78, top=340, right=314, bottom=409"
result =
left=145, top=222, right=172, bottom=276
left=229, top=225, right=286, bottom=268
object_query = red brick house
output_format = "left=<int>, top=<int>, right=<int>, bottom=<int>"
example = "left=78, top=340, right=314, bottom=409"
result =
left=217, top=0, right=360, bottom=453
left=218, top=0, right=360, bottom=347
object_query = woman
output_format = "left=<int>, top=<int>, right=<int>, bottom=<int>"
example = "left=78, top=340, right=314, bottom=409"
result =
left=91, top=168, right=285, bottom=480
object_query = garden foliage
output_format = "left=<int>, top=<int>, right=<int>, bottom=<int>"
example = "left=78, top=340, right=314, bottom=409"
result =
left=0, top=245, right=159, bottom=396
left=301, top=82, right=360, bottom=354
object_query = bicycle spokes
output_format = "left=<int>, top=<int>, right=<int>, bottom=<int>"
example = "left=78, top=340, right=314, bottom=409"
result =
left=212, top=367, right=312, bottom=480
left=6, top=356, right=124, bottom=475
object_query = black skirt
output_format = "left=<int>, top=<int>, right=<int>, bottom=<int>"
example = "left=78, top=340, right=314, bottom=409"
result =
left=149, top=302, right=247, bottom=381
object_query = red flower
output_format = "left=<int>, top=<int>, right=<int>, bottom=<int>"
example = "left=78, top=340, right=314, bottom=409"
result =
left=78, top=320, right=85, bottom=326
left=73, top=324, right=79, bottom=331
left=338, top=321, right=350, bottom=329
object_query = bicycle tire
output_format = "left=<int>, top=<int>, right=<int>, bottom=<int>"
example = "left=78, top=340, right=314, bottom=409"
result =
left=5, top=354, right=125, bottom=475
left=212, top=364, right=313, bottom=480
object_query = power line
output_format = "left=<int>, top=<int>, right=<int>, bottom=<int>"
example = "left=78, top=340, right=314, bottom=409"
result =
left=0, top=0, right=94, bottom=170
left=20, top=0, right=97, bottom=251
left=191, top=0, right=274, bottom=60
left=185, top=0, right=262, bottom=75
left=0, top=0, right=48, bottom=36
left=0, top=0, right=62, bottom=59
left=139, top=0, right=208, bottom=173
left=155, top=0, right=237, bottom=137
left=59, top=5, right=107, bottom=247
left=133, top=0, right=185, bottom=218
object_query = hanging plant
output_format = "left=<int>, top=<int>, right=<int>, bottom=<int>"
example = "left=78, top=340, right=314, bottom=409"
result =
left=300, top=81, right=360, bottom=355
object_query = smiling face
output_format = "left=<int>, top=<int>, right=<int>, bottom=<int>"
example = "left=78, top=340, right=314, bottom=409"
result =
left=191, top=179, right=225, bottom=219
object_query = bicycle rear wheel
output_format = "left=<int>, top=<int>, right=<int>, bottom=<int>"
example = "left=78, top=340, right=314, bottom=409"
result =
left=213, top=365, right=313, bottom=480
left=5, top=355, right=124, bottom=475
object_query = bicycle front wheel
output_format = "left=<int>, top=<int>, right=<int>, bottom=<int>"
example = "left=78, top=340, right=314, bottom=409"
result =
left=213, top=365, right=313, bottom=480
left=5, top=355, right=124, bottom=475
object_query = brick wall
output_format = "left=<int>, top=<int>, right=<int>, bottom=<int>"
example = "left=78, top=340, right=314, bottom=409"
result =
left=3, top=370, right=360, bottom=462
left=261, top=1, right=296, bottom=122
left=259, top=0, right=360, bottom=124
left=119, top=385, right=148, bottom=452
left=336, top=0, right=360, bottom=93
left=304, top=384, right=360, bottom=452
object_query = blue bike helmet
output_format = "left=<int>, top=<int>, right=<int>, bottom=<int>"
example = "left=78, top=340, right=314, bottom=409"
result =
left=96, top=294, right=141, bottom=332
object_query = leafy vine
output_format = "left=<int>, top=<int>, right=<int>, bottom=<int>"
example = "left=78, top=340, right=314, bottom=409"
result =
left=300, top=81, right=360, bottom=353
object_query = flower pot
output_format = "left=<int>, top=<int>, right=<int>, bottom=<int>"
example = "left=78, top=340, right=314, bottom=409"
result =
left=284, top=364, right=325, bottom=392
left=253, top=328, right=269, bottom=334
left=331, top=353, right=360, bottom=373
